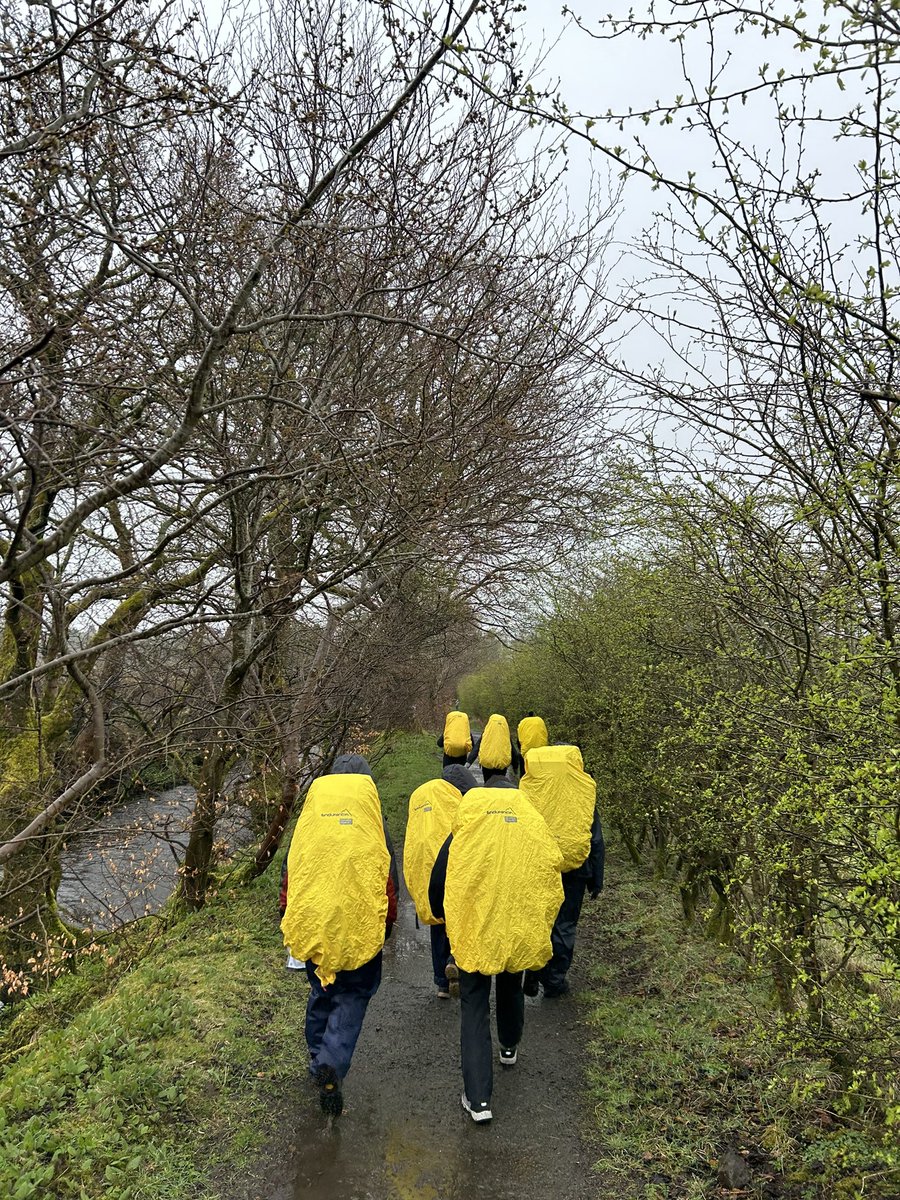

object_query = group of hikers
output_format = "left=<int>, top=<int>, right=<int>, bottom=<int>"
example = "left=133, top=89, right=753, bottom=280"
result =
left=278, top=709, right=605, bottom=1125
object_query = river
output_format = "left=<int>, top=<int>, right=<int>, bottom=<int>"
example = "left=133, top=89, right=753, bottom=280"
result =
left=57, top=785, right=254, bottom=931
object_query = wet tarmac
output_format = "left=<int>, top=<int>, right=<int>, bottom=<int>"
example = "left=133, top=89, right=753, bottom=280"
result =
left=236, top=827, right=597, bottom=1199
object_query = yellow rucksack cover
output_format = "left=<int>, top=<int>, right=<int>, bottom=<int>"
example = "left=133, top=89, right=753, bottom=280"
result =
left=442, top=710, right=472, bottom=758
left=445, top=787, right=563, bottom=974
left=403, top=779, right=462, bottom=925
left=478, top=713, right=512, bottom=769
left=281, top=774, right=389, bottom=986
left=519, top=745, right=596, bottom=872
left=518, top=715, right=549, bottom=757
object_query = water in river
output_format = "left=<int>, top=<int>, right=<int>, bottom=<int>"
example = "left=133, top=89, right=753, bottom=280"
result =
left=57, top=785, right=253, bottom=931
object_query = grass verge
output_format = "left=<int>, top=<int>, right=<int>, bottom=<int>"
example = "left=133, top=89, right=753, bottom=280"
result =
left=371, top=729, right=443, bottom=845
left=0, top=866, right=301, bottom=1200
left=0, top=729, right=442, bottom=1200
left=584, top=845, right=898, bottom=1199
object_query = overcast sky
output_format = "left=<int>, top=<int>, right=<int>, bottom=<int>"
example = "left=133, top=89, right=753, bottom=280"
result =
left=504, top=0, right=879, bottom=395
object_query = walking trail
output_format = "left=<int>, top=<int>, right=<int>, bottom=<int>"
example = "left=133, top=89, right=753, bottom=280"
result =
left=228, top=854, right=600, bottom=1199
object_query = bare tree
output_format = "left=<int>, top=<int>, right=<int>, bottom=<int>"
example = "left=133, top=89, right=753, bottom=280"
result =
left=0, top=0, right=615, bottom=982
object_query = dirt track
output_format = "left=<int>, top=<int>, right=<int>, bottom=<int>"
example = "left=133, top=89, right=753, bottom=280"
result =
left=232, top=862, right=600, bottom=1199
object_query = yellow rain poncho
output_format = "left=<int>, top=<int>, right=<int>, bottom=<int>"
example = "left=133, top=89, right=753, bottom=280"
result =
left=445, top=787, right=563, bottom=975
left=281, top=774, right=389, bottom=986
left=518, top=715, right=549, bottom=757
left=519, top=745, right=596, bottom=872
left=403, top=778, right=462, bottom=924
left=442, top=710, right=472, bottom=758
left=478, top=713, right=512, bottom=769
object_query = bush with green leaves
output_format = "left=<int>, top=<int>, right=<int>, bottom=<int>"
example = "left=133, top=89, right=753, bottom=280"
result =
left=461, top=533, right=900, bottom=1157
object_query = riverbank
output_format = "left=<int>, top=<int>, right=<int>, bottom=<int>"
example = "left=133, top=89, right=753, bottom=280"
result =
left=2, top=733, right=894, bottom=1198
left=0, top=864, right=300, bottom=1200
left=0, top=732, right=443, bottom=1200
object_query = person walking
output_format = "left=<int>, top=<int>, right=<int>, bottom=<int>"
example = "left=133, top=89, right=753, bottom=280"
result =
left=436, top=709, right=473, bottom=767
left=428, top=776, right=563, bottom=1123
left=516, top=712, right=549, bottom=771
left=466, top=712, right=524, bottom=783
left=403, top=764, right=477, bottom=997
left=279, top=754, right=398, bottom=1118
left=518, top=744, right=604, bottom=998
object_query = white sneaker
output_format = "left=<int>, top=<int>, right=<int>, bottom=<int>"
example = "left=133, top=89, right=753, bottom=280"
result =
left=499, top=1045, right=517, bottom=1067
left=461, top=1092, right=493, bottom=1123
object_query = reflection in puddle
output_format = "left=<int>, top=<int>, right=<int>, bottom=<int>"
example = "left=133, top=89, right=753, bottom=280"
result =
left=288, top=1103, right=535, bottom=1200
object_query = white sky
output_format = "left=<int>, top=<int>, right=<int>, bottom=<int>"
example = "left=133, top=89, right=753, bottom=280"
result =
left=505, top=0, right=886, bottom=403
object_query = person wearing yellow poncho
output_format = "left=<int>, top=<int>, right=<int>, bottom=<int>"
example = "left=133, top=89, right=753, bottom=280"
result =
left=518, top=744, right=605, bottom=998
left=516, top=712, right=549, bottom=762
left=428, top=776, right=563, bottom=1122
left=403, top=764, right=477, bottom=996
left=279, top=754, right=398, bottom=1119
left=436, top=709, right=473, bottom=767
left=466, top=712, right=524, bottom=783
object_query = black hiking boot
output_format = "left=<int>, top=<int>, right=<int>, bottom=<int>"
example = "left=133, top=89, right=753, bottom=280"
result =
left=543, top=979, right=570, bottom=999
left=522, top=970, right=541, bottom=997
left=315, top=1064, right=343, bottom=1117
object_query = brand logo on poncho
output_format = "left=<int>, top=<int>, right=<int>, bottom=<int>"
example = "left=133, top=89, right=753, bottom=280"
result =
left=320, top=808, right=353, bottom=825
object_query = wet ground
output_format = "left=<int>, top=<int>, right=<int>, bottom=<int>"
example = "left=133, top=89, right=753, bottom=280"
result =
left=230, top=847, right=599, bottom=1199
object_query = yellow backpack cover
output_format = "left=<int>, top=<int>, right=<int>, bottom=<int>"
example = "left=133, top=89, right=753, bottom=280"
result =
left=442, top=710, right=472, bottom=757
left=519, top=745, right=596, bottom=872
left=281, top=774, right=389, bottom=986
left=518, top=715, right=549, bottom=757
left=403, top=778, right=462, bottom=924
left=478, top=713, right=512, bottom=769
left=445, top=786, right=563, bottom=974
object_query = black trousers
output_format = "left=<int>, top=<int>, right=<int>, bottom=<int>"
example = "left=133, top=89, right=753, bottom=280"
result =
left=459, top=969, right=524, bottom=1107
left=542, top=872, right=587, bottom=991
left=481, top=765, right=510, bottom=784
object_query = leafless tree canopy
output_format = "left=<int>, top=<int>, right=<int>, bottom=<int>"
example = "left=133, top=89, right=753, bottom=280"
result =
left=0, top=0, right=614, bottom=987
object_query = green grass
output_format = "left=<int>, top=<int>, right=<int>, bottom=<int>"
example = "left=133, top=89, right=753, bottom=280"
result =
left=584, top=847, right=899, bottom=1199
left=371, top=730, right=443, bottom=845
left=0, top=730, right=443, bottom=1199
left=0, top=868, right=302, bottom=1200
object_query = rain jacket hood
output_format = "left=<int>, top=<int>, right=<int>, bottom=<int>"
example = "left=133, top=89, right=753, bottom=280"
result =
left=478, top=713, right=512, bottom=769
left=519, top=744, right=596, bottom=872
left=517, top=715, right=549, bottom=757
left=281, top=772, right=389, bottom=986
left=403, top=778, right=463, bottom=925
left=445, top=786, right=563, bottom=974
left=442, top=764, right=477, bottom=794
left=330, top=753, right=373, bottom=776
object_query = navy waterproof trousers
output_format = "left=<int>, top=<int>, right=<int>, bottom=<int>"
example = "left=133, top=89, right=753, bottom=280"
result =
left=304, top=952, right=382, bottom=1079
left=430, top=924, right=452, bottom=989
left=459, top=969, right=524, bottom=1107
left=542, top=872, right=587, bottom=993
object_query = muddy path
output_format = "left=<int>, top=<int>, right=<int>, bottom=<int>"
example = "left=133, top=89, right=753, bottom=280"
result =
left=230, top=854, right=601, bottom=1199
